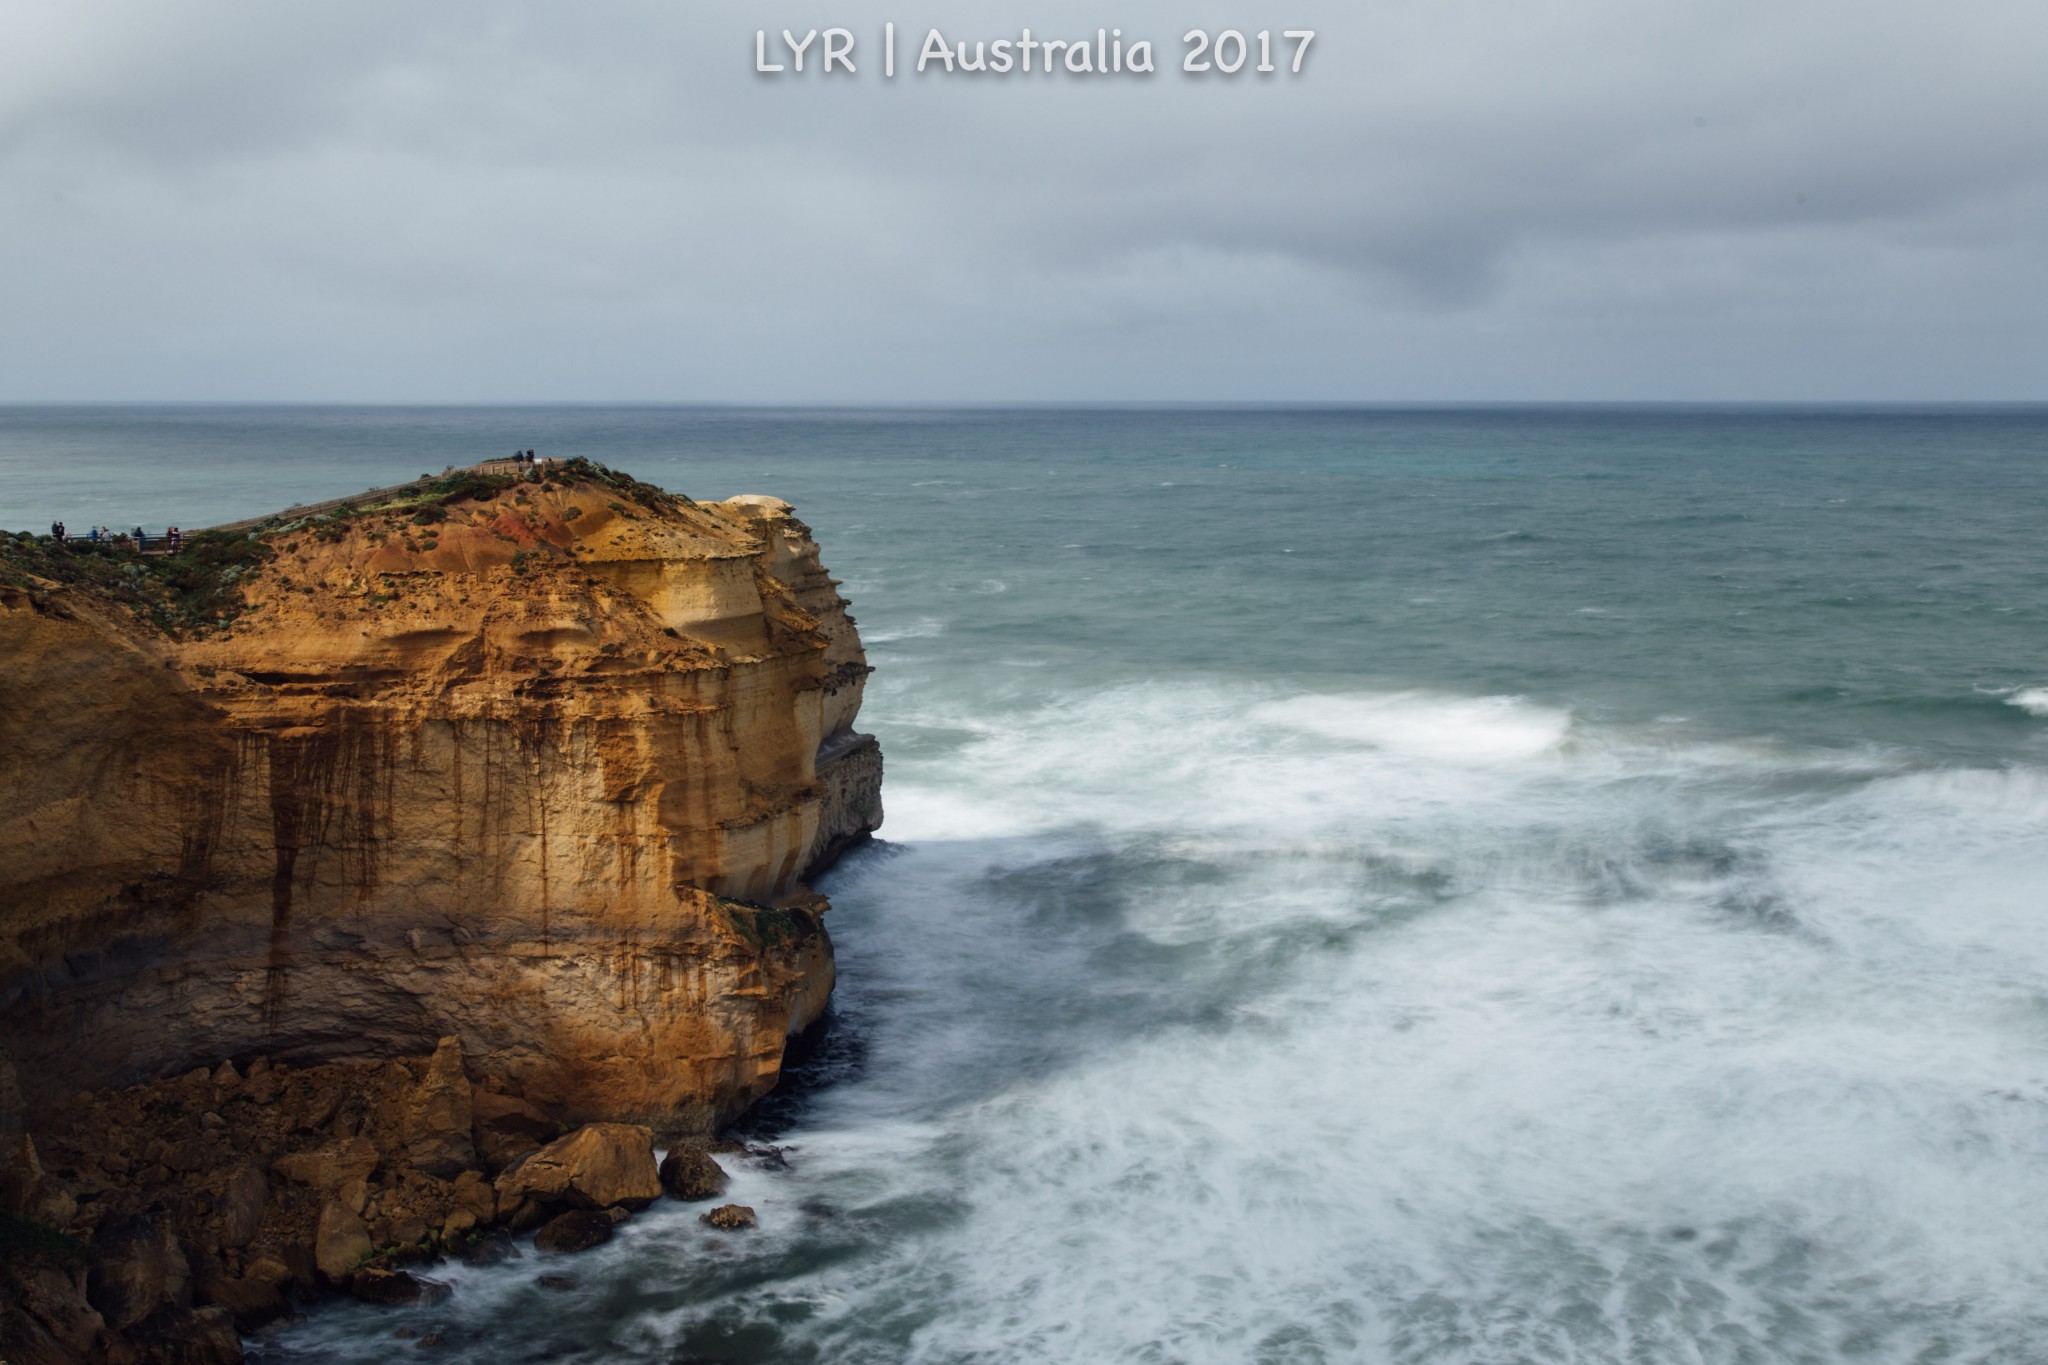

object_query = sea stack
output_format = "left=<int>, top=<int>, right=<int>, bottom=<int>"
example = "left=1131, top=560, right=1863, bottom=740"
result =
left=0, top=460, right=881, bottom=1126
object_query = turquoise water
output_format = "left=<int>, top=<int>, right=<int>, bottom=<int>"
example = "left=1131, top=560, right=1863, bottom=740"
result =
left=7, top=406, right=2048, bottom=1362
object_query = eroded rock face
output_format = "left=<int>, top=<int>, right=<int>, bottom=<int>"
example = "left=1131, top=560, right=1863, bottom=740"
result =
left=314, top=1201, right=373, bottom=1283
left=472, top=1088, right=555, bottom=1169
left=495, top=1122, right=663, bottom=1212
left=405, top=1036, right=476, bottom=1178
left=86, top=1213, right=191, bottom=1331
left=124, top=1305, right=244, bottom=1365
left=0, top=464, right=880, bottom=1128
left=216, top=1165, right=268, bottom=1249
left=10, top=1263, right=108, bottom=1359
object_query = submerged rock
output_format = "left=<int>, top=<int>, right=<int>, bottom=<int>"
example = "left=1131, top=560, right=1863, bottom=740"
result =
left=351, top=1267, right=452, bottom=1306
left=533, top=1209, right=616, bottom=1253
left=456, top=1230, right=523, bottom=1266
left=658, top=1147, right=729, bottom=1202
left=700, top=1204, right=757, bottom=1231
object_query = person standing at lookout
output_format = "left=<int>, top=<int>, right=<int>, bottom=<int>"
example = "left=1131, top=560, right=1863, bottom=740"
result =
left=51, top=521, right=64, bottom=542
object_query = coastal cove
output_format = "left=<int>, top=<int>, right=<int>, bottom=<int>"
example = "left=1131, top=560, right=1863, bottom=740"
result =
left=5, top=405, right=2048, bottom=1362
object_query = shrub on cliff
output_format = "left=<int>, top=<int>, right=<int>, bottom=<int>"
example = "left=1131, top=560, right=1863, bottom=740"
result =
left=144, top=530, right=273, bottom=630
left=417, top=469, right=512, bottom=507
left=0, top=526, right=275, bottom=636
left=559, top=457, right=687, bottom=512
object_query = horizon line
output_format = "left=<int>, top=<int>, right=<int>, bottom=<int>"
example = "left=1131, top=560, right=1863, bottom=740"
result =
left=4, top=399, right=2048, bottom=412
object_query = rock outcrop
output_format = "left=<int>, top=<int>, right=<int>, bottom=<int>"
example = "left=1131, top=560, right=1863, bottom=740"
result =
left=0, top=460, right=880, bottom=1361
left=0, top=973, right=781, bottom=1356
left=532, top=1209, right=614, bottom=1254
left=700, top=1203, right=757, bottom=1230
left=657, top=1147, right=729, bottom=1202
left=0, top=460, right=881, bottom=1128
left=493, top=1123, right=662, bottom=1213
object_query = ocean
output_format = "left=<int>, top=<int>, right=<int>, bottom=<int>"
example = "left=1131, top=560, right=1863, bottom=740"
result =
left=6, top=404, right=2048, bottom=1363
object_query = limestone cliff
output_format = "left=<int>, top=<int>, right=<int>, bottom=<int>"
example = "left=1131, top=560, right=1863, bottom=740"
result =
left=0, top=461, right=880, bottom=1128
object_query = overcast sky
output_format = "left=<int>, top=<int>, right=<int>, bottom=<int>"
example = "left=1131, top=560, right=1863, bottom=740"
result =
left=2, top=0, right=2043, bottom=401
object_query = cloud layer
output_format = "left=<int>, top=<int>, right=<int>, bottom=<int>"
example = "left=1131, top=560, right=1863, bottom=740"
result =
left=2, top=0, right=2043, bottom=399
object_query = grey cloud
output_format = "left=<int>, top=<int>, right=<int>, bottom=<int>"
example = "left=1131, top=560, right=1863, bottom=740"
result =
left=0, top=0, right=2042, bottom=399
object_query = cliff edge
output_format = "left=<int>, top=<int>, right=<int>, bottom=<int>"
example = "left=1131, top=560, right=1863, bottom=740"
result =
left=0, top=460, right=881, bottom=1129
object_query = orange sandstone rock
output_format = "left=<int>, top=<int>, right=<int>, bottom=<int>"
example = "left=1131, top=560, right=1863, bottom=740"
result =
left=0, top=463, right=881, bottom=1130
left=494, top=1122, right=663, bottom=1212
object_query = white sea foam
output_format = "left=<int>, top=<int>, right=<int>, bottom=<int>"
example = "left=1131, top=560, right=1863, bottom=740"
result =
left=2006, top=686, right=2048, bottom=716
left=793, top=679, right=2048, bottom=1363
left=862, top=615, right=947, bottom=643
left=261, top=676, right=2048, bottom=1364
left=1251, top=691, right=1572, bottom=764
